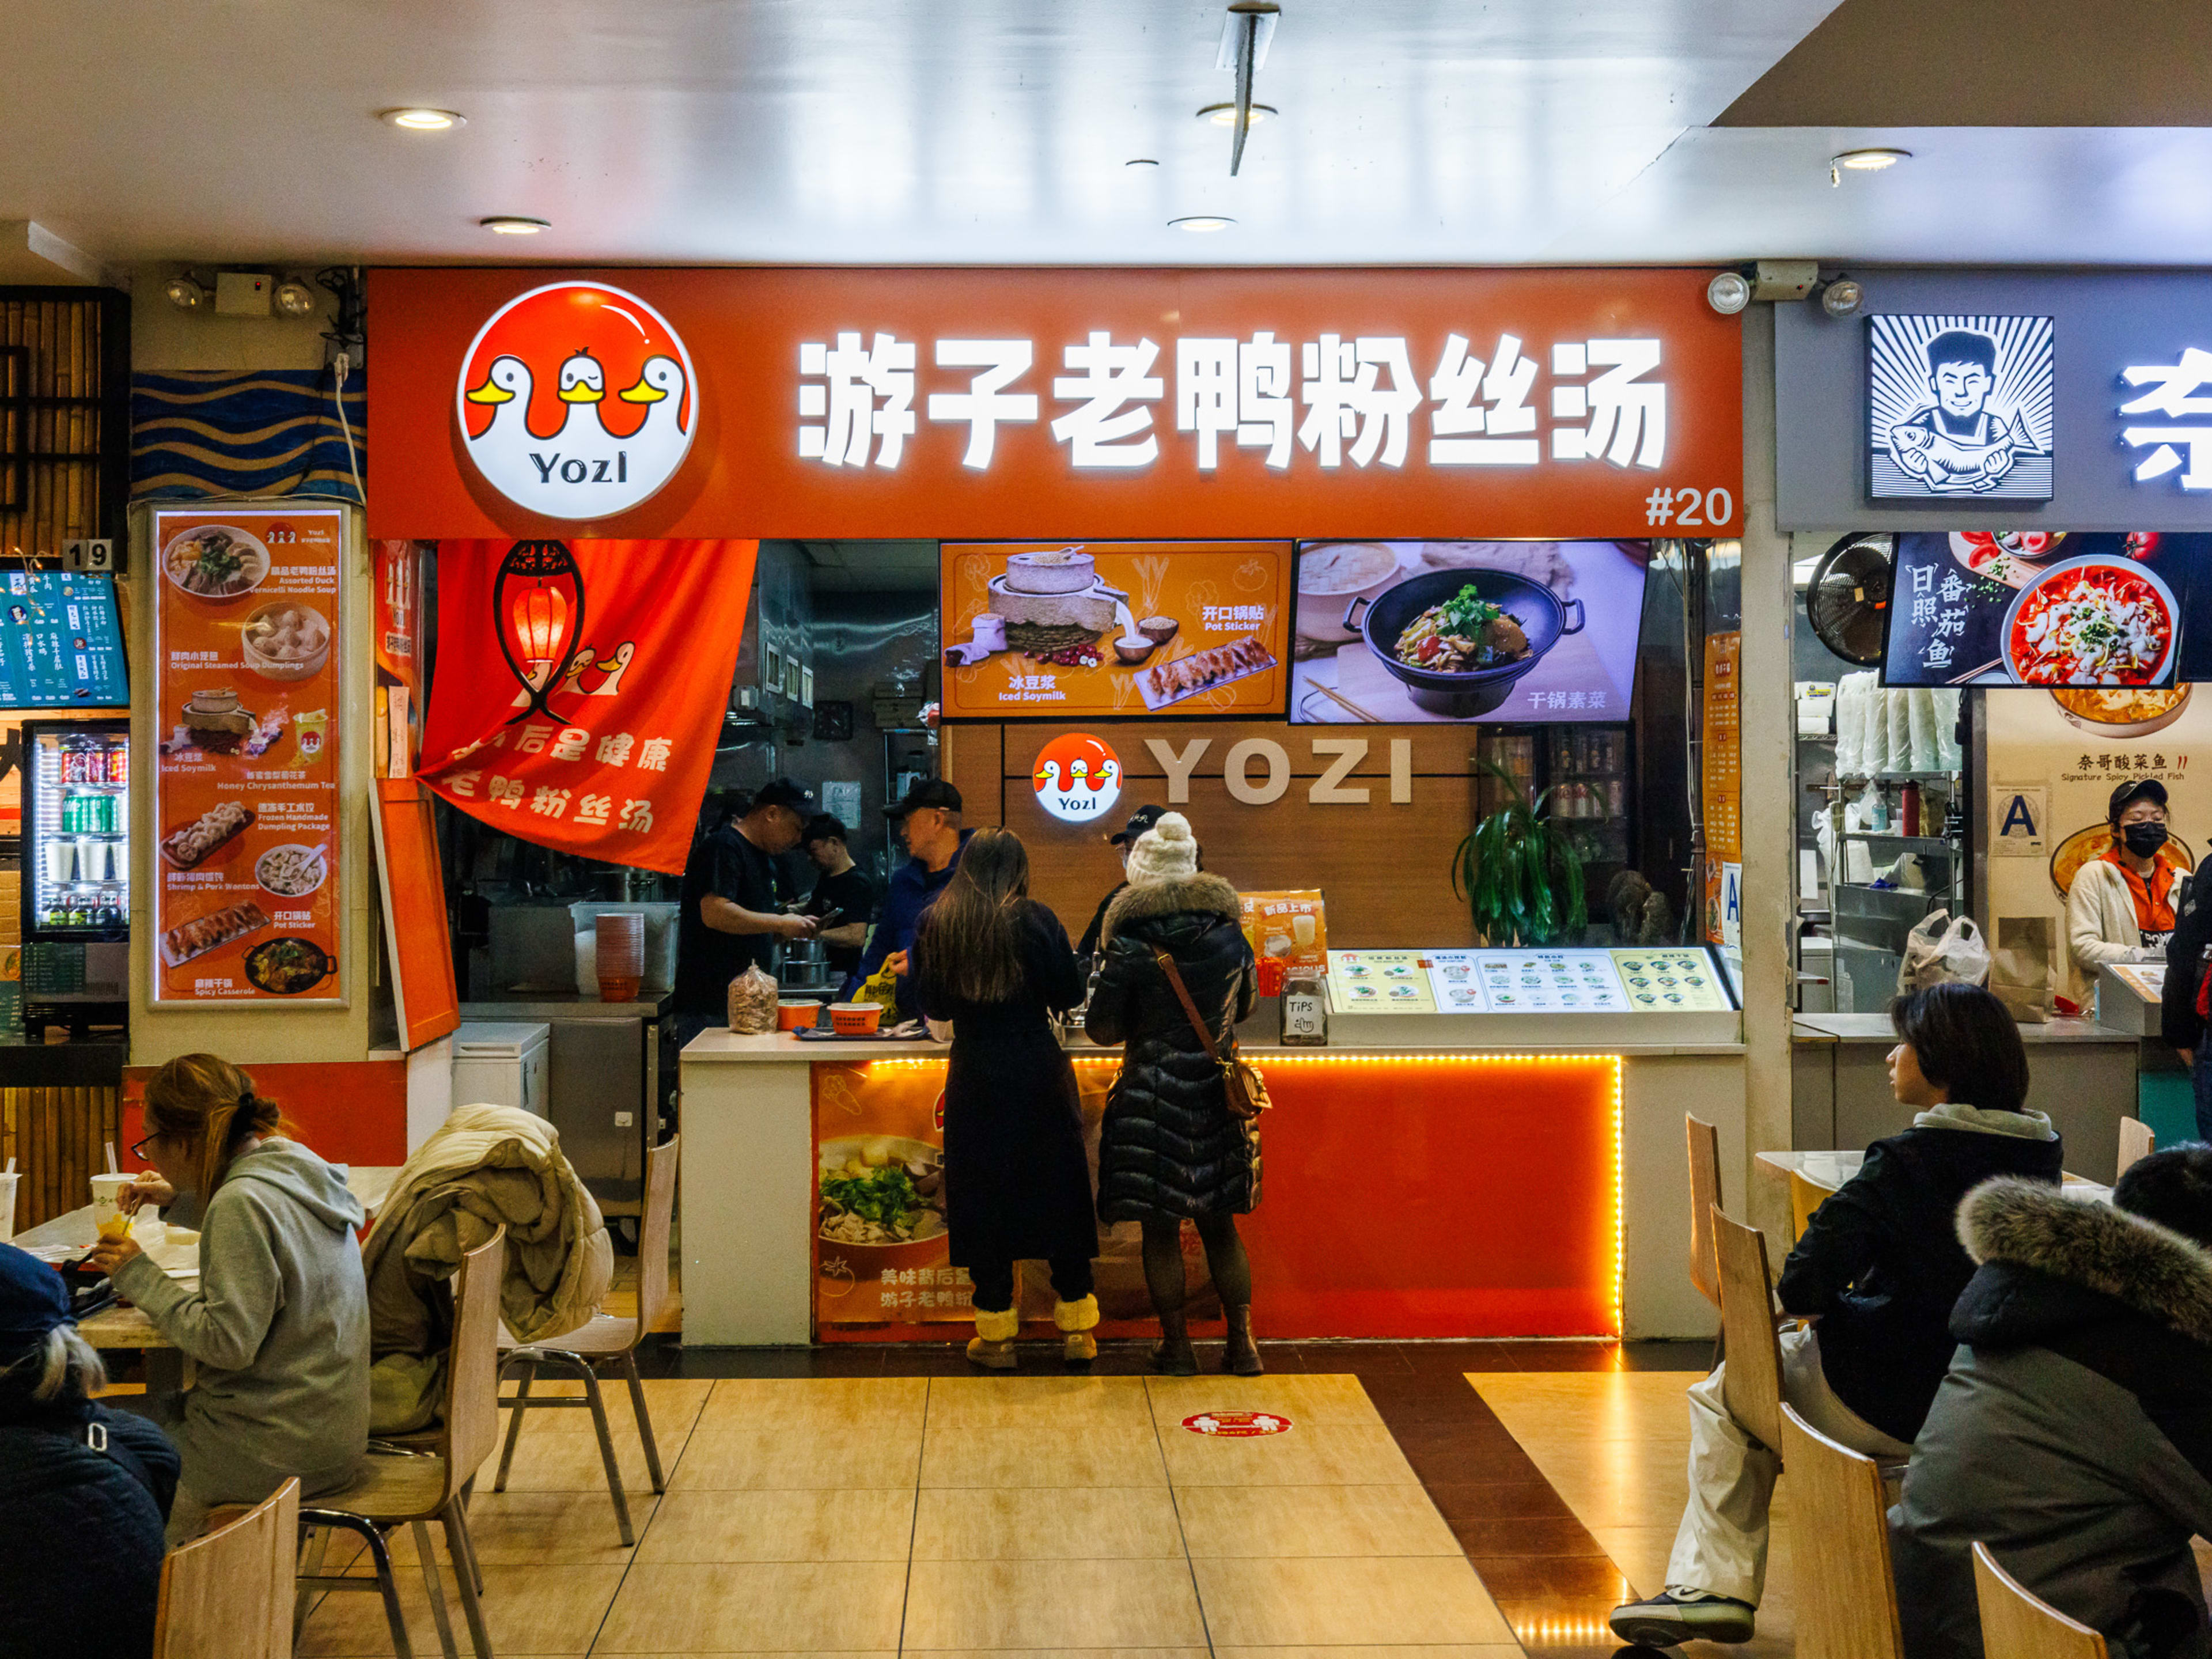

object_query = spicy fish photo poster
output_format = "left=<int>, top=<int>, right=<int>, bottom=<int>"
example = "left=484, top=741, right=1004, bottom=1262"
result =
left=151, top=506, right=345, bottom=1005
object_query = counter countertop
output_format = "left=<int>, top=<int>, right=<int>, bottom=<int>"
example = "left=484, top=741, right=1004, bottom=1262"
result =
left=680, top=1029, right=1746, bottom=1063
left=1793, top=1013, right=2137, bottom=1046
left=460, top=991, right=673, bottom=1021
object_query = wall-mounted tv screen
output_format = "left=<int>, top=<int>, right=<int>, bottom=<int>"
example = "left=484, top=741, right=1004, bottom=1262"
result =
left=1290, top=540, right=1650, bottom=724
left=938, top=541, right=1293, bottom=720
left=0, top=572, right=128, bottom=708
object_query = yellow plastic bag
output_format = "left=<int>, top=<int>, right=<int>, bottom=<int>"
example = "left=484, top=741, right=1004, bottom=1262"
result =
left=853, top=958, right=900, bottom=1010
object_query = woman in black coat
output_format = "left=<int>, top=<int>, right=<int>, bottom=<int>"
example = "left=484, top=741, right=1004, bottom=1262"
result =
left=0, top=1242, right=180, bottom=1659
left=1084, top=812, right=1261, bottom=1376
left=912, top=826, right=1099, bottom=1369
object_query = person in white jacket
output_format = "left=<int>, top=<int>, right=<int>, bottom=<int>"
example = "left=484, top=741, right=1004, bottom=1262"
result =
left=2066, top=777, right=2179, bottom=1006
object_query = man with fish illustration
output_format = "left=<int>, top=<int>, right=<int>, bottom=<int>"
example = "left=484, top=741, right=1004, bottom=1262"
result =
left=1883, top=329, right=2028, bottom=496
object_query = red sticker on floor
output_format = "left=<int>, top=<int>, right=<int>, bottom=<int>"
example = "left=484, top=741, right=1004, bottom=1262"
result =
left=1182, top=1411, right=1292, bottom=1437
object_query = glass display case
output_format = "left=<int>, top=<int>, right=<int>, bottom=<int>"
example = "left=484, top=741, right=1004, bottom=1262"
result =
left=22, top=718, right=130, bottom=944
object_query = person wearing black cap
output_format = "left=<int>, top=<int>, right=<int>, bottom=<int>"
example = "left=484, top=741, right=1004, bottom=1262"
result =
left=0, top=1241, right=179, bottom=1658
left=2066, top=777, right=2177, bottom=1005
left=1075, top=804, right=1167, bottom=965
left=799, top=813, right=878, bottom=981
left=846, top=778, right=972, bottom=1018
left=674, top=777, right=819, bottom=1043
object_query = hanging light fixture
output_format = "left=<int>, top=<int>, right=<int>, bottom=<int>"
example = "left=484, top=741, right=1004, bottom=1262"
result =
left=491, top=541, right=587, bottom=721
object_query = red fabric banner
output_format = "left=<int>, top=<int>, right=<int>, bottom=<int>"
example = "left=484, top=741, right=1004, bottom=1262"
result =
left=417, top=539, right=758, bottom=873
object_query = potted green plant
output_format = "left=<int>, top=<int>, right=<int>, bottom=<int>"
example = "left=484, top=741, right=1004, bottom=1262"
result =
left=1453, top=759, right=1590, bottom=946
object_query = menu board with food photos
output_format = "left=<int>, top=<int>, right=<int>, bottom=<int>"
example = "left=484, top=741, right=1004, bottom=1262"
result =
left=1327, top=950, right=1438, bottom=1013
left=1324, top=946, right=1739, bottom=1015
left=1609, top=949, right=1734, bottom=1011
left=151, top=507, right=344, bottom=1005
left=941, top=541, right=1292, bottom=719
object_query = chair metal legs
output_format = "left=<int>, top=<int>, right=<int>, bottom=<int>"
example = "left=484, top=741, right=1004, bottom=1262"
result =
left=622, top=1350, right=666, bottom=1494
left=441, top=1498, right=496, bottom=1659
left=298, top=1509, right=415, bottom=1659
left=411, top=1519, right=460, bottom=1659
left=493, top=1358, right=536, bottom=1492
left=495, top=1346, right=639, bottom=1545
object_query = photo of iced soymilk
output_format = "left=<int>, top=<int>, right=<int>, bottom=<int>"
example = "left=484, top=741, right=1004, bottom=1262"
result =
left=1291, top=912, right=1317, bottom=950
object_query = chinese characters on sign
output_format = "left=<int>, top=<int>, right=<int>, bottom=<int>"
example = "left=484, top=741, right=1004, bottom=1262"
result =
left=152, top=507, right=346, bottom=1005
left=2122, top=347, right=2212, bottom=490
left=802, top=329, right=1669, bottom=478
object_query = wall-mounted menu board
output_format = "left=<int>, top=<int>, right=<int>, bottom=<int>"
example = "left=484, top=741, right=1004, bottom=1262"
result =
left=151, top=506, right=345, bottom=1005
left=940, top=541, right=1292, bottom=720
left=0, top=573, right=128, bottom=707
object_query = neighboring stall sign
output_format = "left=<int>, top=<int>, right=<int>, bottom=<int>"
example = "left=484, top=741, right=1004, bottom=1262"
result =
left=1702, top=632, right=1741, bottom=945
left=1290, top=540, right=1650, bottom=724
left=415, top=539, right=759, bottom=875
left=942, top=541, right=1291, bottom=721
left=1881, top=535, right=2185, bottom=688
left=151, top=506, right=346, bottom=1005
left=370, top=267, right=1745, bottom=541
left=1778, top=270, right=2212, bottom=531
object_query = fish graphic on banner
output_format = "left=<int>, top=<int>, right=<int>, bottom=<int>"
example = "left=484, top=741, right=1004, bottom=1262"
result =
left=416, top=539, right=757, bottom=874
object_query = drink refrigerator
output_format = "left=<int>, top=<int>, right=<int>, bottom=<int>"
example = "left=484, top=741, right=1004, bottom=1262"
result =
left=22, top=718, right=130, bottom=944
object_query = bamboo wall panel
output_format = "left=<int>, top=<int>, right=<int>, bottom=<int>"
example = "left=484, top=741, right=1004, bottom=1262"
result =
left=2, top=1084, right=121, bottom=1232
left=0, top=296, right=106, bottom=560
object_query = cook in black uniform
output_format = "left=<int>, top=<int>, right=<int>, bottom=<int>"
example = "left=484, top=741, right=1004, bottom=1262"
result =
left=800, top=813, right=878, bottom=981
left=672, top=778, right=817, bottom=1046
left=1075, top=804, right=1166, bottom=965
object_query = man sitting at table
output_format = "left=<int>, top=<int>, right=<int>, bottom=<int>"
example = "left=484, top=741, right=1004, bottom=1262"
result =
left=1891, top=1146, right=2212, bottom=1659
left=1611, top=983, right=2065, bottom=1649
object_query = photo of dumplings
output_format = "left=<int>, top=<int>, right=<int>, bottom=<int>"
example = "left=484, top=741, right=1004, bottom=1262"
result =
left=241, top=601, right=331, bottom=681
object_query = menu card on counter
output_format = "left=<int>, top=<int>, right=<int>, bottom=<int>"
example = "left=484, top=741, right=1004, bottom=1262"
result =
left=2103, top=962, right=2166, bottom=1003
left=1464, top=949, right=1628, bottom=1011
left=1327, top=950, right=1437, bottom=1012
left=151, top=507, right=345, bottom=1005
left=1609, top=949, right=1733, bottom=1010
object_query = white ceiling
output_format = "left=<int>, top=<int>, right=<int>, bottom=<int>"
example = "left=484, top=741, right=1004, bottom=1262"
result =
left=6, top=0, right=2212, bottom=271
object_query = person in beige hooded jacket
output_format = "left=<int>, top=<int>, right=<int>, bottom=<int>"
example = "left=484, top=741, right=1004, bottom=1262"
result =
left=2066, top=777, right=2179, bottom=1005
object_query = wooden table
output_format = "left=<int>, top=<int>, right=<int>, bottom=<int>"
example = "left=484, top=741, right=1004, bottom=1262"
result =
left=10, top=1165, right=399, bottom=1402
left=1755, top=1149, right=2111, bottom=1202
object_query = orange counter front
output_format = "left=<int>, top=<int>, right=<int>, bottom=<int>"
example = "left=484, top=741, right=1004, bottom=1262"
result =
left=810, top=1050, right=1622, bottom=1342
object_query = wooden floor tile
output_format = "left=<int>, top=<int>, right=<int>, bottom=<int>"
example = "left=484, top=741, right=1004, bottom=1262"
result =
left=593, top=1562, right=908, bottom=1651
left=1214, top=1648, right=1525, bottom=1659
left=381, top=1490, right=652, bottom=1566
left=496, top=1375, right=711, bottom=1438
left=694, top=1376, right=928, bottom=1430
left=297, top=1562, right=623, bottom=1656
left=1191, top=1555, right=1517, bottom=1646
left=911, top=1486, right=1184, bottom=1559
left=1175, top=1483, right=1462, bottom=1558
left=923, top=1374, right=1153, bottom=1427
left=491, top=1415, right=679, bottom=1496
left=634, top=1489, right=916, bottom=1563
left=668, top=1422, right=922, bottom=1490
left=919, top=1423, right=1168, bottom=1488
left=1161, top=1422, right=1419, bottom=1487
left=1144, top=1372, right=1384, bottom=1427
left=902, top=1558, right=1208, bottom=1649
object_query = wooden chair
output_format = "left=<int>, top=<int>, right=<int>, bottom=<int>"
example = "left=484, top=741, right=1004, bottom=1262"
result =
left=494, top=1134, right=677, bottom=1546
left=1687, top=1115, right=1723, bottom=1310
left=153, top=1477, right=301, bottom=1659
left=298, top=1227, right=506, bottom=1659
left=1973, top=1540, right=2109, bottom=1659
left=2118, top=1117, right=2154, bottom=1181
left=1712, top=1206, right=1787, bottom=1456
left=1789, top=1168, right=1829, bottom=1243
left=1777, top=1405, right=1905, bottom=1659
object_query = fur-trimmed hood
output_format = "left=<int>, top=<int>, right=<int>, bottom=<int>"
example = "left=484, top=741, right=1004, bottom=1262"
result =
left=1100, top=871, right=1242, bottom=945
left=1957, top=1176, right=2212, bottom=1347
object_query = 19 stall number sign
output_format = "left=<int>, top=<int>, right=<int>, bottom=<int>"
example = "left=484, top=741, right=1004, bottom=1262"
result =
left=796, top=329, right=1732, bottom=525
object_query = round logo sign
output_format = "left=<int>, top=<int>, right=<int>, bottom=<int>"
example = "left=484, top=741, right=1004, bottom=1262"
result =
left=1032, top=733, right=1122, bottom=824
left=1181, top=1411, right=1292, bottom=1437
left=456, top=282, right=696, bottom=521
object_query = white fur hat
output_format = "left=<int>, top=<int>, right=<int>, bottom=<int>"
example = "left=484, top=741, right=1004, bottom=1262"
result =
left=1126, top=810, right=1198, bottom=885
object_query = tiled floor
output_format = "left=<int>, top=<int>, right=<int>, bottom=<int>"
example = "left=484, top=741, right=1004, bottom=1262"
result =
left=296, top=1361, right=1551, bottom=1658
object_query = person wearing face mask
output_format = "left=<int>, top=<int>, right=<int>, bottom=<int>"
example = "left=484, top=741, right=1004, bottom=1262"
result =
left=2065, top=778, right=2179, bottom=1006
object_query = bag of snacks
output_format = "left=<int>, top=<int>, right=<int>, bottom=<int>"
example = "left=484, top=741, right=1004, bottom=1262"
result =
left=727, top=964, right=782, bottom=1035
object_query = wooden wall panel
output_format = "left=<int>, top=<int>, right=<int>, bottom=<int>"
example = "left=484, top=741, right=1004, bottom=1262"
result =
left=2, top=1084, right=121, bottom=1233
left=939, top=724, right=1003, bottom=824
left=956, top=719, right=1481, bottom=949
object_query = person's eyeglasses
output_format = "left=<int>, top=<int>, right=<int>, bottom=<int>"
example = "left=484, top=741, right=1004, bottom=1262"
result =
left=129, top=1134, right=158, bottom=1164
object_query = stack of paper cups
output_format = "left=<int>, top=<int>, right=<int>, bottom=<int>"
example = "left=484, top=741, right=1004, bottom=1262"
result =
left=597, top=912, right=645, bottom=1003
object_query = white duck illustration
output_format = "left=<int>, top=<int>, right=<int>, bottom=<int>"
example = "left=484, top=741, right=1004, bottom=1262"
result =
left=1067, top=759, right=1091, bottom=790
left=1093, top=758, right=1120, bottom=794
left=461, top=347, right=694, bottom=521
left=1034, top=759, right=1066, bottom=793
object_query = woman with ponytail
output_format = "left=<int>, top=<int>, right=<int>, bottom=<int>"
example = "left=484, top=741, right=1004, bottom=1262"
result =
left=86, top=1054, right=370, bottom=1542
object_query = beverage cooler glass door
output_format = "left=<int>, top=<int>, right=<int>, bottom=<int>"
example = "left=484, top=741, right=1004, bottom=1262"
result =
left=23, top=718, right=129, bottom=942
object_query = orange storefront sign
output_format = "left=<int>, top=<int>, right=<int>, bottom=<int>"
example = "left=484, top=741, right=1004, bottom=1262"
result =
left=369, top=267, right=1742, bottom=542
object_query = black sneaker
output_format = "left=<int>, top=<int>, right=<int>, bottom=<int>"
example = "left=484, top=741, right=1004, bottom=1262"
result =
left=1609, top=1591, right=1757, bottom=1647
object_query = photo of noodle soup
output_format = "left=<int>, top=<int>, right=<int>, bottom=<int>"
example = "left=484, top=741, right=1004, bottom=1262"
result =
left=817, top=1135, right=947, bottom=1275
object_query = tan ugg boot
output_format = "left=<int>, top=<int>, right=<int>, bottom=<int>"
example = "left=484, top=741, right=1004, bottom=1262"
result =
left=1054, top=1294, right=1100, bottom=1369
left=967, top=1305, right=1019, bottom=1370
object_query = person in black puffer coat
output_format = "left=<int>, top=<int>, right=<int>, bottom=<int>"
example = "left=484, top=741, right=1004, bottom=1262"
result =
left=0, top=1241, right=180, bottom=1659
left=1085, top=812, right=1260, bottom=1376
left=1893, top=1150, right=2212, bottom=1659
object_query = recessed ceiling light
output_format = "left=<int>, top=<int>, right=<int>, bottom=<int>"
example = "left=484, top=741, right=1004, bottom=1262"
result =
left=1198, top=103, right=1275, bottom=127
left=381, top=108, right=465, bottom=131
left=1169, top=215, right=1235, bottom=233
left=1832, top=147, right=1908, bottom=172
left=1126, top=158, right=1160, bottom=168
left=480, top=216, right=551, bottom=235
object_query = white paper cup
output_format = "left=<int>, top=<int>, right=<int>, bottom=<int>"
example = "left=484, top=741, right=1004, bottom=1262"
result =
left=90, top=1172, right=131, bottom=1233
left=43, top=839, right=74, bottom=884
left=0, top=1172, right=16, bottom=1243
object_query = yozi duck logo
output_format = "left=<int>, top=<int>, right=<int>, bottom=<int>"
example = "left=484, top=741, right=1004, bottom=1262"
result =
left=457, top=282, right=696, bottom=520
left=1032, top=733, right=1122, bottom=825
